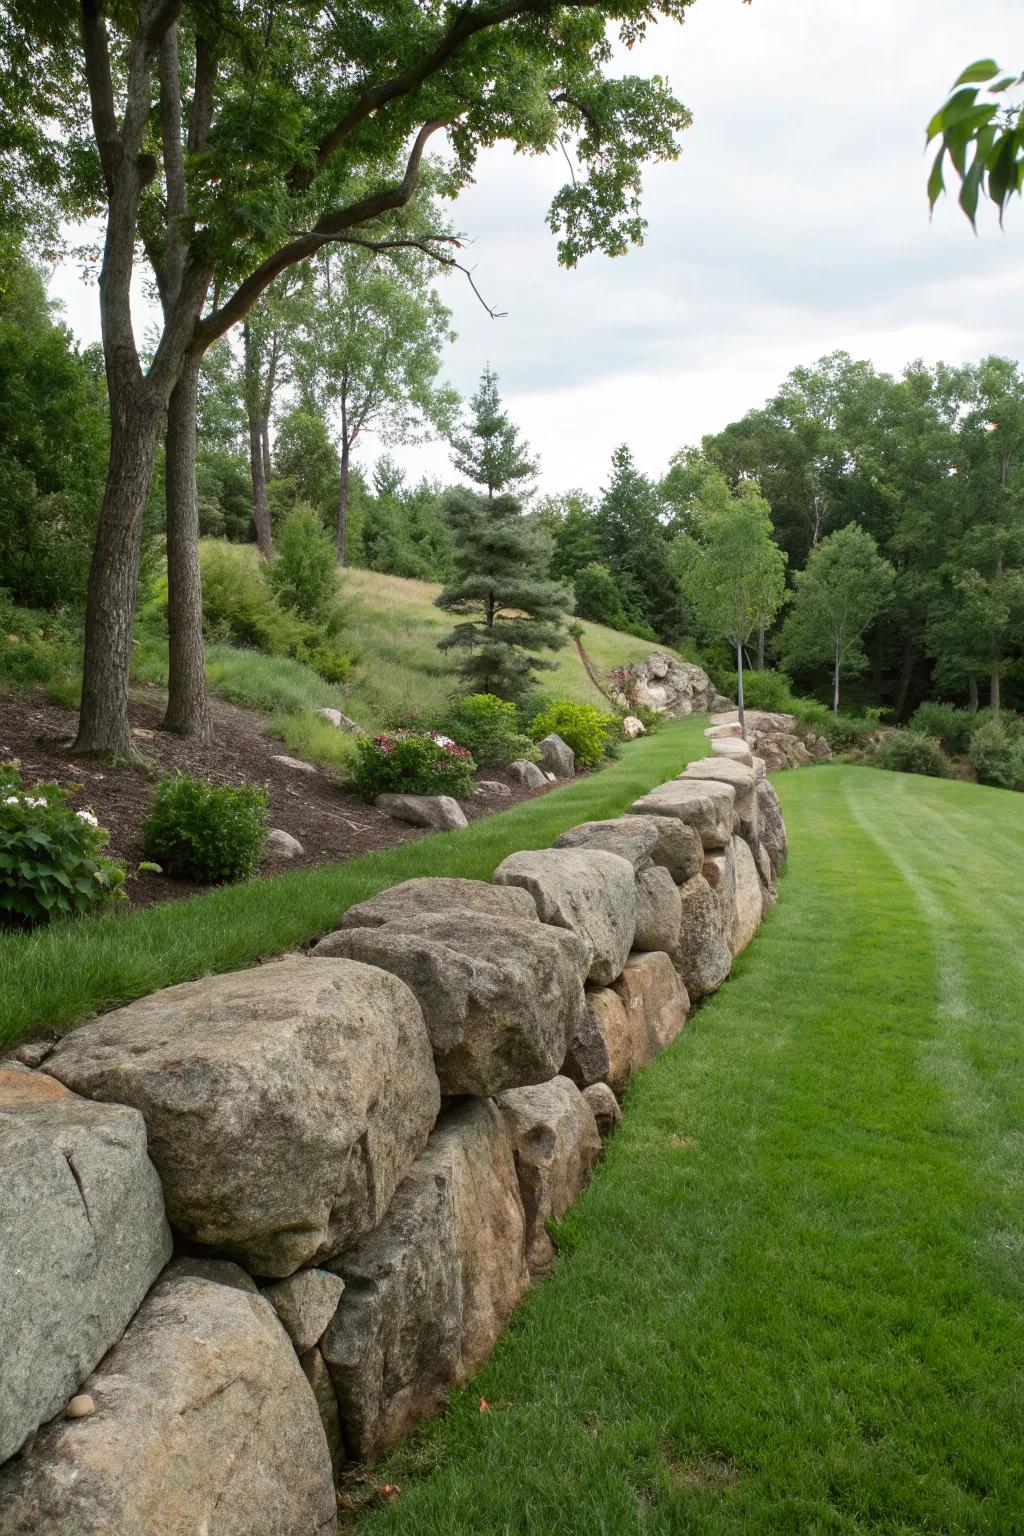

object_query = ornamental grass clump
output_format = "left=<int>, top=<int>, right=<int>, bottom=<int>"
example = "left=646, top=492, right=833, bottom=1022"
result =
left=142, top=773, right=270, bottom=882
left=351, top=731, right=476, bottom=802
left=0, top=763, right=126, bottom=926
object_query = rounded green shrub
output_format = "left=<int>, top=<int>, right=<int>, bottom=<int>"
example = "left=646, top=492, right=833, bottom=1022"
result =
left=350, top=731, right=476, bottom=802
left=443, top=693, right=537, bottom=766
left=909, top=701, right=976, bottom=756
left=875, top=730, right=951, bottom=779
left=968, top=718, right=1024, bottom=790
left=722, top=667, right=796, bottom=713
left=142, top=773, right=270, bottom=882
left=267, top=505, right=338, bottom=623
left=528, top=700, right=619, bottom=769
left=0, top=764, right=126, bottom=926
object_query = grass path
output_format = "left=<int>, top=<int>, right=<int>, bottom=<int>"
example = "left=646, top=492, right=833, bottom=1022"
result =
left=0, top=717, right=709, bottom=1046
left=357, top=765, right=1024, bottom=1535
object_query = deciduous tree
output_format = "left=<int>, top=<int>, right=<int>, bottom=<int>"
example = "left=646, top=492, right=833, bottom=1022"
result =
left=780, top=524, right=894, bottom=714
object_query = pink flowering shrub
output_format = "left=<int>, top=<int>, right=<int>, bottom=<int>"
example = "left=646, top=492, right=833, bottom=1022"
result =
left=0, top=762, right=126, bottom=926
left=350, top=730, right=476, bottom=802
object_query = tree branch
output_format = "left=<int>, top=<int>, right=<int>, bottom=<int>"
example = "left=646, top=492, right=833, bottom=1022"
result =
left=79, top=1, right=120, bottom=187
left=188, top=29, right=218, bottom=156
left=159, top=26, right=187, bottom=306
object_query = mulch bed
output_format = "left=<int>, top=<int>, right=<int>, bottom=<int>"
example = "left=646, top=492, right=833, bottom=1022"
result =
left=0, top=687, right=555, bottom=912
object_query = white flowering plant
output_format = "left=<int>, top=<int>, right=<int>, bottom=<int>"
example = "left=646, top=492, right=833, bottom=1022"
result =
left=0, top=763, right=126, bottom=926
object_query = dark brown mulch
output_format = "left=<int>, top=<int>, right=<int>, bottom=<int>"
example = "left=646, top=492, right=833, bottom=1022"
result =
left=0, top=686, right=554, bottom=911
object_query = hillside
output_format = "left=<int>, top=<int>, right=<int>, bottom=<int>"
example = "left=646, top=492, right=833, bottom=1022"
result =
left=337, top=567, right=673, bottom=729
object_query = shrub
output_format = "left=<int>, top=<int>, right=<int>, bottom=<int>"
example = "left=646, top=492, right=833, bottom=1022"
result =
left=142, top=773, right=269, bottom=882
left=443, top=693, right=538, bottom=766
left=875, top=730, right=952, bottom=779
left=528, top=700, right=619, bottom=770
left=0, top=764, right=126, bottom=926
left=623, top=703, right=664, bottom=735
left=0, top=589, right=80, bottom=695
left=910, top=701, right=977, bottom=756
left=267, top=505, right=338, bottom=623
left=968, top=718, right=1024, bottom=791
left=722, top=667, right=796, bottom=713
left=350, top=731, right=476, bottom=802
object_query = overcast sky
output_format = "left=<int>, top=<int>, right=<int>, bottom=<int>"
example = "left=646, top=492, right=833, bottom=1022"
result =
left=50, top=0, right=1023, bottom=497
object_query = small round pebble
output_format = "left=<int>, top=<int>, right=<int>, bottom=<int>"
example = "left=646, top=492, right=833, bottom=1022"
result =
left=66, top=1394, right=95, bottom=1419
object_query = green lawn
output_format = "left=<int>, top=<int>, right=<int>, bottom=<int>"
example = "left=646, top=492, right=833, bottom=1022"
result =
left=0, top=716, right=709, bottom=1047
left=353, top=763, right=1024, bottom=1535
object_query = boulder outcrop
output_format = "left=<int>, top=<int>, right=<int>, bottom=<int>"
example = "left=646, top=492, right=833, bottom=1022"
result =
left=335, top=875, right=538, bottom=930
left=609, top=652, right=719, bottom=716
left=556, top=814, right=702, bottom=883
left=757, top=780, right=789, bottom=874
left=633, top=864, right=683, bottom=954
left=375, top=792, right=469, bottom=830
left=612, top=951, right=689, bottom=1062
left=538, top=732, right=575, bottom=777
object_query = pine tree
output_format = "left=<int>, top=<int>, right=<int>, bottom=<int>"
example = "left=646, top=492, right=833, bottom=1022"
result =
left=451, top=367, right=538, bottom=499
left=595, top=445, right=686, bottom=642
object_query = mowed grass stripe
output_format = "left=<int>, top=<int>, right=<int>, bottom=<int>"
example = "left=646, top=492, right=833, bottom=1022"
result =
left=356, top=764, right=1024, bottom=1535
left=0, top=716, right=710, bottom=1046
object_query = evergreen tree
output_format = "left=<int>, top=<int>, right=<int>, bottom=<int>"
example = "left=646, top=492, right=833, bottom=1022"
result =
left=452, top=367, right=538, bottom=499
left=436, top=487, right=572, bottom=700
left=595, top=445, right=686, bottom=642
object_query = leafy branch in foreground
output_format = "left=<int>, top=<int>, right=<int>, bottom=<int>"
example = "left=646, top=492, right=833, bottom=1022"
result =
left=927, top=59, right=1024, bottom=226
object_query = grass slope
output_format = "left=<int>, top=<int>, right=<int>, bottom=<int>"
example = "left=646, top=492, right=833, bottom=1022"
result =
left=0, top=717, right=709, bottom=1046
left=353, top=765, right=1024, bottom=1535
left=339, top=566, right=671, bottom=728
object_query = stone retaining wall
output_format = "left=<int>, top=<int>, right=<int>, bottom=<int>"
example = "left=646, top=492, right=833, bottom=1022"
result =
left=0, top=741, right=788, bottom=1533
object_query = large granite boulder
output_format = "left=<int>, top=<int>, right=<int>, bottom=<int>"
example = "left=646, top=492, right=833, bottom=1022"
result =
left=731, top=835, right=763, bottom=955
left=711, top=736, right=754, bottom=767
left=608, top=652, right=718, bottom=716
left=0, top=1068, right=171, bottom=1464
left=321, top=1099, right=527, bottom=1461
left=612, top=951, right=689, bottom=1064
left=496, top=1077, right=601, bottom=1275
left=711, top=709, right=796, bottom=734
left=556, top=814, right=702, bottom=883
left=44, top=958, right=440, bottom=1277
left=628, top=778, right=735, bottom=850
left=260, top=1269, right=344, bottom=1355
left=680, top=757, right=757, bottom=822
left=561, top=1005, right=612, bottom=1090
left=376, top=792, right=468, bottom=830
left=507, top=758, right=547, bottom=789
left=583, top=1081, right=623, bottom=1136
left=300, top=1347, right=345, bottom=1478
left=538, top=733, right=575, bottom=778
left=633, top=865, right=683, bottom=954
left=705, top=722, right=742, bottom=739
left=492, top=847, right=637, bottom=986
left=702, top=842, right=738, bottom=932
left=335, top=875, right=538, bottom=930
left=583, top=987, right=635, bottom=1097
left=314, top=911, right=588, bottom=1096
left=756, top=780, right=788, bottom=874
left=671, top=875, right=732, bottom=1000
left=0, top=1258, right=336, bottom=1535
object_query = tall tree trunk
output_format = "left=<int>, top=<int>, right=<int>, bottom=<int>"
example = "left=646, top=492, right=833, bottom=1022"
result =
left=893, top=640, right=915, bottom=722
left=337, top=439, right=350, bottom=566
left=968, top=676, right=979, bottom=712
left=243, top=321, right=274, bottom=558
left=736, top=639, right=746, bottom=739
left=831, top=640, right=840, bottom=715
left=163, top=353, right=211, bottom=738
left=756, top=624, right=765, bottom=670
left=73, top=387, right=163, bottom=757
left=872, top=627, right=883, bottom=706
left=991, top=664, right=1001, bottom=718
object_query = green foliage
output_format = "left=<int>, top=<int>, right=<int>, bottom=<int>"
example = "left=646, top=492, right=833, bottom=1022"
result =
left=909, top=701, right=978, bottom=755
left=572, top=563, right=633, bottom=631
left=720, top=667, right=796, bottom=713
left=624, top=703, right=664, bottom=735
left=529, top=700, right=619, bottom=769
left=874, top=731, right=952, bottom=779
left=968, top=717, right=1024, bottom=790
left=442, top=693, right=538, bottom=767
left=270, top=408, right=340, bottom=528
left=595, top=446, right=685, bottom=644
left=0, top=765, right=125, bottom=927
left=199, top=542, right=350, bottom=684
left=927, top=61, right=1024, bottom=227
left=780, top=524, right=895, bottom=712
left=0, top=589, right=79, bottom=695
left=267, top=505, right=338, bottom=623
left=363, top=460, right=454, bottom=581
left=452, top=366, right=538, bottom=498
left=143, top=775, right=269, bottom=884
left=196, top=449, right=252, bottom=542
left=350, top=731, right=476, bottom=802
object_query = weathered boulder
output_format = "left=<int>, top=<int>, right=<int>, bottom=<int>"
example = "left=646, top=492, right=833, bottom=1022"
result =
left=561, top=1004, right=612, bottom=1090
left=492, top=847, right=637, bottom=985
left=335, top=875, right=538, bottom=930
left=507, top=758, right=547, bottom=789
left=321, top=1099, right=527, bottom=1461
left=608, top=652, right=718, bottom=716
left=583, top=986, right=635, bottom=1097
left=710, top=693, right=737, bottom=714
left=671, top=875, right=732, bottom=1000
left=731, top=835, right=763, bottom=955
left=583, top=1081, right=623, bottom=1135
left=629, top=778, right=735, bottom=850
left=375, top=792, right=469, bottom=830
left=752, top=754, right=767, bottom=781
left=711, top=709, right=796, bottom=734
left=44, top=958, right=440, bottom=1277
left=555, top=813, right=702, bottom=883
left=496, top=1077, right=601, bottom=1275
left=474, top=780, right=513, bottom=798
left=260, top=1269, right=344, bottom=1354
left=0, top=1258, right=336, bottom=1536
left=314, top=911, right=587, bottom=1096
left=680, top=757, right=758, bottom=831
left=711, top=736, right=754, bottom=767
left=612, top=951, right=689, bottom=1063
left=633, top=864, right=683, bottom=953
left=702, top=842, right=738, bottom=932
left=704, top=722, right=743, bottom=739
left=0, top=1069, right=172, bottom=1465
left=756, top=779, right=789, bottom=874
left=264, top=827, right=304, bottom=859
left=806, top=732, right=833, bottom=761
left=271, top=753, right=318, bottom=775
left=300, top=1346, right=344, bottom=1477
left=318, top=707, right=362, bottom=733
left=622, top=715, right=646, bottom=739
left=750, top=838, right=776, bottom=906
left=537, top=732, right=575, bottom=778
